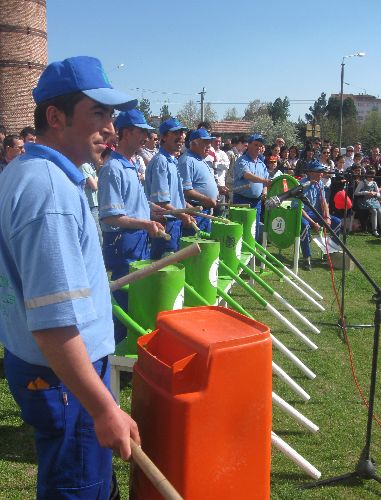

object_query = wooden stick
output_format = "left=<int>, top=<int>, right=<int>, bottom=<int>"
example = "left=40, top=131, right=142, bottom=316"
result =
left=190, top=221, right=200, bottom=232
left=109, top=243, right=201, bottom=292
left=157, top=229, right=171, bottom=240
left=194, top=212, right=230, bottom=224
left=231, top=183, right=251, bottom=193
left=131, top=440, right=183, bottom=500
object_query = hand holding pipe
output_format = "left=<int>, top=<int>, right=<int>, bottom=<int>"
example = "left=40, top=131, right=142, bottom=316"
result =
left=157, top=229, right=171, bottom=240
left=131, top=440, right=183, bottom=500
left=110, top=243, right=201, bottom=292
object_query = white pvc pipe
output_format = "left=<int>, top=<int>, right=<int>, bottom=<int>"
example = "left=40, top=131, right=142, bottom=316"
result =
left=282, top=266, right=324, bottom=301
left=272, top=361, right=310, bottom=401
left=271, top=335, right=316, bottom=379
left=293, top=236, right=300, bottom=274
left=266, top=303, right=318, bottom=350
left=271, top=431, right=321, bottom=479
left=272, top=392, right=319, bottom=433
left=273, top=292, right=320, bottom=334
left=283, top=275, right=325, bottom=311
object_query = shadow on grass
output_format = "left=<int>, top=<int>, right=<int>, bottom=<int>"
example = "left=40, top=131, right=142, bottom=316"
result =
left=0, top=423, right=36, bottom=464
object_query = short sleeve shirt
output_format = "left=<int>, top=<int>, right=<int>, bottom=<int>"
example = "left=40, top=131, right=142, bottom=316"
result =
left=98, top=150, right=150, bottom=232
left=0, top=143, right=114, bottom=366
left=145, top=147, right=186, bottom=209
left=80, top=162, right=98, bottom=208
left=177, top=150, right=218, bottom=200
left=233, top=152, right=269, bottom=198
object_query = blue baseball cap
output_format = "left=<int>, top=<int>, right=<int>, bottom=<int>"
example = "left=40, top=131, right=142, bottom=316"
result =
left=248, top=133, right=265, bottom=144
left=159, top=118, right=187, bottom=136
left=306, top=159, right=325, bottom=172
left=114, top=109, right=155, bottom=130
left=32, top=56, right=138, bottom=111
left=189, top=129, right=215, bottom=141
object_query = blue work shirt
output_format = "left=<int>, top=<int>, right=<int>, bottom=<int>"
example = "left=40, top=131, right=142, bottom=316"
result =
left=177, top=150, right=218, bottom=201
left=145, top=147, right=186, bottom=210
left=98, top=150, right=150, bottom=232
left=0, top=143, right=114, bottom=366
left=301, top=178, right=326, bottom=214
left=233, top=152, right=269, bottom=198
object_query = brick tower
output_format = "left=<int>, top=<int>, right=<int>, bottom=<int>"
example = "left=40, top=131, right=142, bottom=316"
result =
left=0, top=0, right=48, bottom=133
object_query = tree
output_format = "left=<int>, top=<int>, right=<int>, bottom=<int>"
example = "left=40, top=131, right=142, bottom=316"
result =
left=176, top=100, right=218, bottom=129
left=360, top=111, right=381, bottom=152
left=137, top=98, right=152, bottom=122
left=176, top=100, right=199, bottom=129
left=305, top=92, right=327, bottom=123
left=243, top=100, right=269, bottom=121
left=327, top=96, right=357, bottom=121
left=160, top=104, right=171, bottom=122
left=268, top=97, right=290, bottom=123
left=224, top=107, right=240, bottom=121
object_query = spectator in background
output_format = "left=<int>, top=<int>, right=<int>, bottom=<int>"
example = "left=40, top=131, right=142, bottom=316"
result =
left=288, top=145, right=299, bottom=168
left=312, top=138, right=321, bottom=159
left=278, top=146, right=292, bottom=174
left=0, top=125, right=6, bottom=143
left=226, top=135, right=248, bottom=185
left=80, top=162, right=102, bottom=245
left=295, top=145, right=314, bottom=178
left=354, top=141, right=363, bottom=157
left=0, top=134, right=24, bottom=172
left=354, top=170, right=381, bottom=236
left=275, top=137, right=286, bottom=148
left=331, top=145, right=340, bottom=163
left=20, top=126, right=36, bottom=143
left=343, top=145, right=355, bottom=170
left=138, top=130, right=158, bottom=166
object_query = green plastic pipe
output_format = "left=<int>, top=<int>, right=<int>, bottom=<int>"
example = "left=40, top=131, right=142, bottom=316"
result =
left=111, top=298, right=149, bottom=338
left=184, top=282, right=211, bottom=306
left=216, top=286, right=254, bottom=318
left=218, top=260, right=267, bottom=307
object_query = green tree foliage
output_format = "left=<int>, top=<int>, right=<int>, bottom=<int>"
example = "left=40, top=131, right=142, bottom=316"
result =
left=176, top=100, right=218, bottom=129
left=327, top=96, right=357, bottom=121
left=305, top=92, right=327, bottom=123
left=224, top=107, right=241, bottom=121
left=243, top=100, right=269, bottom=121
left=268, top=97, right=290, bottom=123
left=250, top=116, right=300, bottom=147
left=360, top=111, right=381, bottom=152
left=137, top=98, right=152, bottom=122
left=159, top=104, right=171, bottom=122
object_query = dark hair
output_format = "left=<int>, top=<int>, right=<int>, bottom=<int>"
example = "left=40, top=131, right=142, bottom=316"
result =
left=147, top=131, right=157, bottom=139
left=335, top=155, right=344, bottom=163
left=288, top=145, right=299, bottom=159
left=20, top=126, right=36, bottom=139
left=237, top=135, right=248, bottom=144
left=354, top=153, right=362, bottom=160
left=117, top=124, right=135, bottom=141
left=3, top=134, right=21, bottom=149
left=280, top=145, right=289, bottom=155
left=0, top=125, right=6, bottom=136
left=34, top=91, right=86, bottom=135
left=197, top=121, right=212, bottom=130
left=366, top=169, right=376, bottom=176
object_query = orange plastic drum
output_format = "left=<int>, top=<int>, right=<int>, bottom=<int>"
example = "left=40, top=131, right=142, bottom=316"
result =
left=130, top=306, right=272, bottom=499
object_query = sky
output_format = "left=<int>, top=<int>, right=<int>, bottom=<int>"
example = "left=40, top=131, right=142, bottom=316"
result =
left=46, top=0, right=381, bottom=123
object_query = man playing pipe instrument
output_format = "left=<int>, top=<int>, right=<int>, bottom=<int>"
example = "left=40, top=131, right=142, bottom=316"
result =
left=0, top=56, right=140, bottom=498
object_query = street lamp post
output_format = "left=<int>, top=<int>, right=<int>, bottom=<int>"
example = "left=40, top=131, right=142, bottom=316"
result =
left=339, top=52, right=365, bottom=149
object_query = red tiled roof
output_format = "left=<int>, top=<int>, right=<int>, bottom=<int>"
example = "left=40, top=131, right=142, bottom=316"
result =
left=211, top=120, right=252, bottom=134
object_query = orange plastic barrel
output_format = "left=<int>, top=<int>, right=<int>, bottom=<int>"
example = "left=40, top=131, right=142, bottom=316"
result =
left=130, top=306, right=272, bottom=499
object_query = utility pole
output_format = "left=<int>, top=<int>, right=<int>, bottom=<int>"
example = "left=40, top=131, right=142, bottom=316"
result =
left=198, top=87, right=206, bottom=121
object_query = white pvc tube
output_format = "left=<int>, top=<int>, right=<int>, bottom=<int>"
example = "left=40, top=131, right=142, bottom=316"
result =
left=272, top=392, right=319, bottom=433
left=272, top=361, right=310, bottom=401
left=271, top=431, right=321, bottom=479
left=273, top=292, right=320, bottom=334
left=271, top=334, right=316, bottom=380
left=266, top=303, right=318, bottom=350
left=282, top=266, right=324, bottom=301
left=293, top=236, right=300, bottom=274
left=283, top=275, right=325, bottom=311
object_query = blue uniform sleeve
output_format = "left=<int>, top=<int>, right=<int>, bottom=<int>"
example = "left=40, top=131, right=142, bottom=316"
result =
left=177, top=156, right=193, bottom=191
left=234, top=157, right=249, bottom=182
left=98, top=159, right=127, bottom=219
left=11, top=213, right=97, bottom=331
left=146, top=156, right=171, bottom=203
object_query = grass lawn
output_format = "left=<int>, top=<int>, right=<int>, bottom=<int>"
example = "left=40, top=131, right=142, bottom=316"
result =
left=1, top=232, right=381, bottom=498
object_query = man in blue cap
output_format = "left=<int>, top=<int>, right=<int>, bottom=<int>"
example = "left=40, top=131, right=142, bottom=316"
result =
left=98, top=108, right=165, bottom=341
left=177, top=128, right=219, bottom=232
left=145, top=117, right=195, bottom=258
left=0, top=56, right=140, bottom=498
left=233, top=133, right=272, bottom=239
left=299, top=159, right=341, bottom=270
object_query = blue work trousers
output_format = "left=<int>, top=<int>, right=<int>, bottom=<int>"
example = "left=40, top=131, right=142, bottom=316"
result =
left=103, top=229, right=150, bottom=344
left=300, top=211, right=341, bottom=258
left=4, top=350, right=112, bottom=499
left=150, top=218, right=181, bottom=259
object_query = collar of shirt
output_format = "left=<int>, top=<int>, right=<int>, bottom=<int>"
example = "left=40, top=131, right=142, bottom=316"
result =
left=25, top=142, right=84, bottom=185
left=110, top=150, right=137, bottom=171
left=159, top=146, right=177, bottom=163
left=244, top=151, right=260, bottom=164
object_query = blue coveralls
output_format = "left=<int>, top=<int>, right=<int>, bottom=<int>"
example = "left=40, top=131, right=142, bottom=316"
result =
left=98, top=150, right=151, bottom=343
left=177, top=150, right=219, bottom=234
left=299, top=179, right=342, bottom=258
left=145, top=147, right=186, bottom=258
left=233, top=152, right=269, bottom=240
left=0, top=143, right=115, bottom=498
